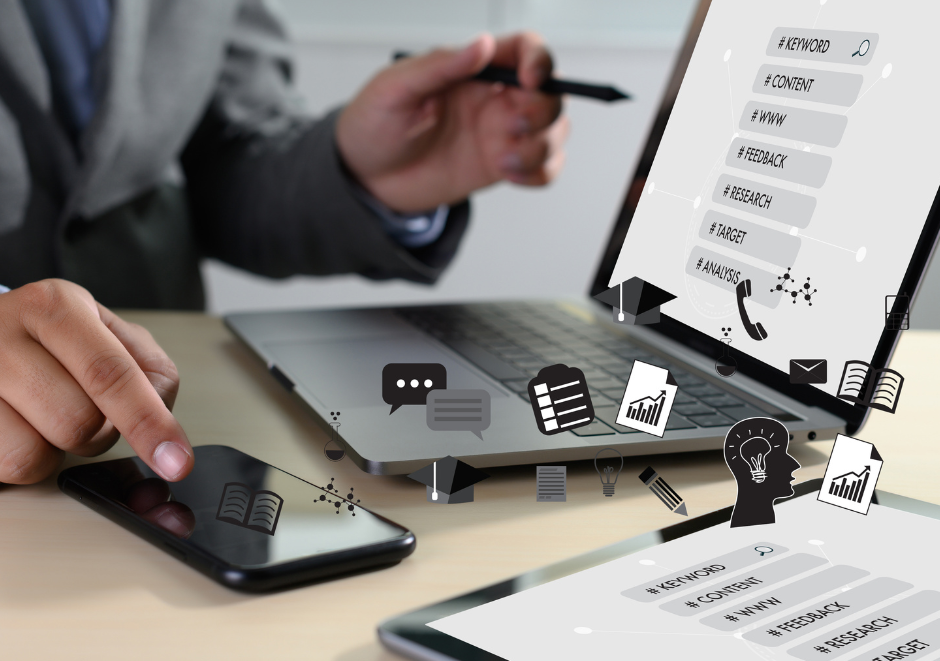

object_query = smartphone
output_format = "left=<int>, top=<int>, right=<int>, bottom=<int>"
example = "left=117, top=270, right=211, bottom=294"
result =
left=58, top=445, right=416, bottom=592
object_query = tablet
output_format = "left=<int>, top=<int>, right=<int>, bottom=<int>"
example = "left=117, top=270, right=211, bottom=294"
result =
left=378, top=479, right=940, bottom=660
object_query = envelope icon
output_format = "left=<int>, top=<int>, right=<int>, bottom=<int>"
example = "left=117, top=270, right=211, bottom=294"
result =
left=789, top=359, right=827, bottom=384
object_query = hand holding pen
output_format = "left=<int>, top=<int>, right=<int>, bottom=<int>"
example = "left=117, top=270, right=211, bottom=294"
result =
left=393, top=52, right=630, bottom=102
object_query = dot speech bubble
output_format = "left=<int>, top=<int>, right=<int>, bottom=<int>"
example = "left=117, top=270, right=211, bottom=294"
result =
left=382, top=363, right=447, bottom=414
left=426, top=389, right=491, bottom=440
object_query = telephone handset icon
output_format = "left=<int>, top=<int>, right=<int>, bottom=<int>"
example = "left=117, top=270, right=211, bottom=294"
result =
left=736, top=279, right=768, bottom=341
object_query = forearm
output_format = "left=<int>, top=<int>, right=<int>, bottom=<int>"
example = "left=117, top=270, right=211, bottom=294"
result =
left=181, top=107, right=469, bottom=283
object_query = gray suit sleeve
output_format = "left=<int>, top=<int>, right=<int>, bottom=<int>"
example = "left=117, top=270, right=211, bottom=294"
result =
left=180, top=0, right=469, bottom=283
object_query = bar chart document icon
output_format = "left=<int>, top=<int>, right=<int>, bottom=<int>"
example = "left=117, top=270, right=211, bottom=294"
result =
left=527, top=364, right=595, bottom=435
left=818, top=434, right=883, bottom=515
left=616, top=361, right=678, bottom=437
left=536, top=466, right=567, bottom=502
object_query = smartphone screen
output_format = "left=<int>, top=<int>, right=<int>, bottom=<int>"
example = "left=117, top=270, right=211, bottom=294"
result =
left=59, top=445, right=413, bottom=580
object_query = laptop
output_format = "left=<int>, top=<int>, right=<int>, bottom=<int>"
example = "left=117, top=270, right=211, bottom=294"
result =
left=226, top=0, right=940, bottom=475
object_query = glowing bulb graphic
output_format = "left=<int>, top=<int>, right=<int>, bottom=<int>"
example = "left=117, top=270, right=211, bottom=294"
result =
left=595, top=447, right=624, bottom=497
left=739, top=437, right=771, bottom=483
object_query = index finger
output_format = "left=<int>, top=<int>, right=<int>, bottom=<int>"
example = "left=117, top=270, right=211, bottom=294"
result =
left=490, top=32, right=554, bottom=90
left=20, top=282, right=193, bottom=481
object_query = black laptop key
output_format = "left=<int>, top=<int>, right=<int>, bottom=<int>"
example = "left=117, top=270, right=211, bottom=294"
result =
left=501, top=379, right=529, bottom=393
left=698, top=393, right=745, bottom=408
left=673, top=390, right=697, bottom=404
left=665, top=413, right=696, bottom=430
left=569, top=419, right=617, bottom=436
left=673, top=402, right=715, bottom=417
left=681, top=383, right=725, bottom=398
left=600, top=387, right=626, bottom=400
left=671, top=371, right=705, bottom=387
left=685, top=412, right=735, bottom=427
left=445, top=339, right=527, bottom=380
left=720, top=405, right=768, bottom=421
left=593, top=407, right=638, bottom=432
left=586, top=377, right=625, bottom=391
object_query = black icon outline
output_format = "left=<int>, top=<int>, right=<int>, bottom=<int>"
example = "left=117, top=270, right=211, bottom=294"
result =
left=736, top=279, right=767, bottom=341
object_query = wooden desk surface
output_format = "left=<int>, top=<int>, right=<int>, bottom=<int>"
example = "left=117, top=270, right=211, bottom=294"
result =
left=1, top=312, right=937, bottom=661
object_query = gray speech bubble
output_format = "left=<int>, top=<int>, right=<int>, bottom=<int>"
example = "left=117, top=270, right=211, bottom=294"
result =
left=426, top=389, right=491, bottom=440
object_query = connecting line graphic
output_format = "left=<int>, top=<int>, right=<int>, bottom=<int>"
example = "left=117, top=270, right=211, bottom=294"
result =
left=574, top=628, right=732, bottom=638
left=811, top=2, right=825, bottom=29
left=809, top=540, right=833, bottom=567
left=843, top=77, right=881, bottom=116
left=648, top=182, right=702, bottom=210
left=639, top=559, right=676, bottom=572
left=655, top=188, right=695, bottom=204
left=726, top=60, right=735, bottom=134
left=790, top=229, right=863, bottom=258
left=699, top=132, right=739, bottom=199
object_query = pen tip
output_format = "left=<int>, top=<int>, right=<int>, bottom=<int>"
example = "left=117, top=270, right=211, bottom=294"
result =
left=610, top=88, right=630, bottom=101
left=675, top=502, right=688, bottom=516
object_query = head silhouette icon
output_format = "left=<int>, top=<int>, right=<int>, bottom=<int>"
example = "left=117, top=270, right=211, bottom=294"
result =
left=724, top=417, right=801, bottom=528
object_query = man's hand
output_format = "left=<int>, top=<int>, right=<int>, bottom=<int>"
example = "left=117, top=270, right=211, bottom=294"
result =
left=336, top=32, right=569, bottom=213
left=0, top=280, right=193, bottom=484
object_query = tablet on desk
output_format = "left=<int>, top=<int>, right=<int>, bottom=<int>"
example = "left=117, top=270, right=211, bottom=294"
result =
left=378, top=480, right=940, bottom=661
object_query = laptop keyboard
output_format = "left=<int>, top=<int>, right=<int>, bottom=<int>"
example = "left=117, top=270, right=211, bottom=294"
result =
left=397, top=302, right=771, bottom=437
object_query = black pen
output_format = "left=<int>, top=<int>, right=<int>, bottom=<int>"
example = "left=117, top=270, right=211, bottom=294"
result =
left=393, top=51, right=630, bottom=102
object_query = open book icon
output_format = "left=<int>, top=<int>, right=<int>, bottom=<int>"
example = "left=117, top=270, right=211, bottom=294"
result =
left=836, top=360, right=904, bottom=414
left=215, top=482, right=284, bottom=536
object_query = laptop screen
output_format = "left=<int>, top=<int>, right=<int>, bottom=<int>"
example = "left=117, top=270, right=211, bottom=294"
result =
left=595, top=0, right=940, bottom=420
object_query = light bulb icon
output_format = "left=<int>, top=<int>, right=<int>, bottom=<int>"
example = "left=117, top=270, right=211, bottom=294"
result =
left=595, top=447, right=624, bottom=497
left=739, top=437, right=771, bottom=483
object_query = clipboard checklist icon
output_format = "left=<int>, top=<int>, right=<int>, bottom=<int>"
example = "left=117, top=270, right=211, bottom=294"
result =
left=527, top=364, right=595, bottom=435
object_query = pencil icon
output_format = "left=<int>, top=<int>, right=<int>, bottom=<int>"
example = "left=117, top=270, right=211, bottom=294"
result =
left=638, top=467, right=687, bottom=516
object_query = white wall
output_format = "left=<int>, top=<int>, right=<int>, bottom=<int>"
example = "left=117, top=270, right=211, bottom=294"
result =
left=202, top=0, right=940, bottom=329
left=202, top=1, right=694, bottom=313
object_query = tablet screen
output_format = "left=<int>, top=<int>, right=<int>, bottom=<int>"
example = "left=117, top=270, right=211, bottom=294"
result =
left=609, top=0, right=939, bottom=397
left=429, top=493, right=940, bottom=660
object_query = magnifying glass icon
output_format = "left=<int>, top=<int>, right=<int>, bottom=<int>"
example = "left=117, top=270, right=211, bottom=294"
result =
left=754, top=546, right=774, bottom=556
left=852, top=39, right=871, bottom=57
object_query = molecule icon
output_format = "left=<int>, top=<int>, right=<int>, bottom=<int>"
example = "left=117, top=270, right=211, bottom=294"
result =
left=771, top=267, right=795, bottom=294
left=315, top=477, right=361, bottom=515
left=771, top=267, right=817, bottom=306
left=793, top=278, right=817, bottom=306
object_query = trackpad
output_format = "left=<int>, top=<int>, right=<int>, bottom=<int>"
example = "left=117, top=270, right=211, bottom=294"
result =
left=264, top=336, right=506, bottom=408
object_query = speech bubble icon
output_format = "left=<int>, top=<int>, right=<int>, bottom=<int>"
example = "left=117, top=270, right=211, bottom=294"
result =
left=426, top=389, right=491, bottom=440
left=382, top=363, right=447, bottom=414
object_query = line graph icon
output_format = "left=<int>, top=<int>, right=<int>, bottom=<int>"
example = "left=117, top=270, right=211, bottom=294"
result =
left=818, top=434, right=883, bottom=515
left=616, top=361, right=678, bottom=437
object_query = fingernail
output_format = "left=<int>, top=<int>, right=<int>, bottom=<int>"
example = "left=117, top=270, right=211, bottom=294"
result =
left=512, top=116, right=531, bottom=135
left=154, top=442, right=189, bottom=480
left=501, top=153, right=523, bottom=173
left=154, top=508, right=188, bottom=537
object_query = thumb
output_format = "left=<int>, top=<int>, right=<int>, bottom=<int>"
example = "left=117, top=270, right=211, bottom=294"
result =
left=396, top=34, right=496, bottom=99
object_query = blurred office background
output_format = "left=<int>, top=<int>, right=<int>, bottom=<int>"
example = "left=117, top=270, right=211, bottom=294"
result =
left=202, top=0, right=940, bottom=329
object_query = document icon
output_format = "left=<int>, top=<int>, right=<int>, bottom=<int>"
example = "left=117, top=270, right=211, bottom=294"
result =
left=536, top=466, right=566, bottom=502
left=817, top=434, right=883, bottom=515
left=527, top=364, right=595, bottom=435
left=615, top=361, right=678, bottom=437
left=789, top=359, right=827, bottom=384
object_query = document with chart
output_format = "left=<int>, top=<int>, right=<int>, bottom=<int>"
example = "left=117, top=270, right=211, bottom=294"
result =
left=818, top=434, right=883, bottom=515
left=616, top=361, right=678, bottom=437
